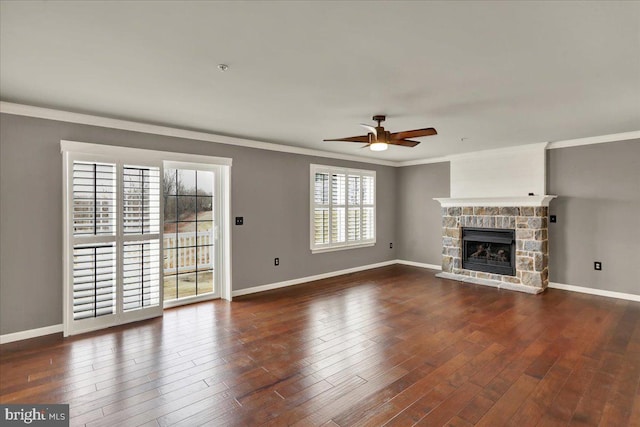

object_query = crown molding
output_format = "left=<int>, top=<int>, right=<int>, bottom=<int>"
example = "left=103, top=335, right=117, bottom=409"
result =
left=546, top=131, right=640, bottom=150
left=396, top=156, right=451, bottom=167
left=3, top=102, right=637, bottom=168
left=0, top=101, right=398, bottom=167
left=398, top=142, right=548, bottom=167
left=399, top=132, right=640, bottom=167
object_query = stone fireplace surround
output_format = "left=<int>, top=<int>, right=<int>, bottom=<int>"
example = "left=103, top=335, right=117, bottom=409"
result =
left=434, top=197, right=555, bottom=294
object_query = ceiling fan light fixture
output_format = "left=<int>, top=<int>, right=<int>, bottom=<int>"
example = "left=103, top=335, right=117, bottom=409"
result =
left=369, top=142, right=388, bottom=151
left=323, top=115, right=436, bottom=150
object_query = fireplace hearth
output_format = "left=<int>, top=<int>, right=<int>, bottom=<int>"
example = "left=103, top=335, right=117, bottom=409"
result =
left=433, top=202, right=553, bottom=294
left=462, top=228, right=515, bottom=276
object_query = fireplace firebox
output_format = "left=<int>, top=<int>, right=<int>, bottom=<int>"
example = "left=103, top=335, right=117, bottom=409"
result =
left=462, top=227, right=515, bottom=276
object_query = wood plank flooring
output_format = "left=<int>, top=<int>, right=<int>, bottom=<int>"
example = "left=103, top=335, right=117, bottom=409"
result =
left=1, top=265, right=639, bottom=426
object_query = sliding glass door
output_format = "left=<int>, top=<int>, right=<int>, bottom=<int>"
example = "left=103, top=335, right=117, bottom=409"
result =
left=63, top=141, right=232, bottom=336
left=163, top=163, right=221, bottom=305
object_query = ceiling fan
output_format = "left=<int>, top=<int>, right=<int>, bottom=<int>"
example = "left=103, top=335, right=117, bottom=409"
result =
left=324, top=115, right=437, bottom=151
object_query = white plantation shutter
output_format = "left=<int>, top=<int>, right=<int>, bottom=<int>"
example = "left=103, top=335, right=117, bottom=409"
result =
left=347, top=208, right=361, bottom=241
left=65, top=152, right=163, bottom=336
left=123, top=166, right=160, bottom=235
left=122, top=165, right=161, bottom=312
left=331, top=173, right=346, bottom=243
left=72, top=243, right=116, bottom=320
left=362, top=175, right=375, bottom=240
left=73, top=162, right=116, bottom=236
left=347, top=174, right=361, bottom=242
left=313, top=172, right=330, bottom=245
left=71, top=161, right=117, bottom=320
left=310, top=165, right=375, bottom=252
left=123, top=240, right=160, bottom=311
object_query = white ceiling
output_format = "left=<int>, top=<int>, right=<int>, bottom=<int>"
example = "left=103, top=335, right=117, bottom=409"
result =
left=1, top=1, right=639, bottom=162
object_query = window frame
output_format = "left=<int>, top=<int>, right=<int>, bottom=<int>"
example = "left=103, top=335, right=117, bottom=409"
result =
left=310, top=164, right=376, bottom=253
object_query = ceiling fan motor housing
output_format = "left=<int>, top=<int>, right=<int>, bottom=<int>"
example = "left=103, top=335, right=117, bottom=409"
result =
left=380, top=130, right=391, bottom=143
left=367, top=129, right=389, bottom=143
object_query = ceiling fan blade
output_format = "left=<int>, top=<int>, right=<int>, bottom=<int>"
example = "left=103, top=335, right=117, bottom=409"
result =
left=390, top=128, right=437, bottom=140
left=323, top=135, right=369, bottom=143
left=390, top=139, right=421, bottom=147
left=360, top=124, right=377, bottom=137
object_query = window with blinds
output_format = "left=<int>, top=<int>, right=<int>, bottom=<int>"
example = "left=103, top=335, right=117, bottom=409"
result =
left=72, top=243, right=116, bottom=320
left=71, top=161, right=117, bottom=320
left=123, top=240, right=160, bottom=311
left=122, top=165, right=161, bottom=311
left=68, top=160, right=161, bottom=325
left=311, top=165, right=375, bottom=252
left=73, top=162, right=116, bottom=235
left=123, top=166, right=160, bottom=234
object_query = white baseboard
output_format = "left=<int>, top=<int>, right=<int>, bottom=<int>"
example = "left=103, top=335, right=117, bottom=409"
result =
left=0, top=324, right=63, bottom=345
left=232, top=260, right=397, bottom=297
left=548, top=282, right=640, bottom=302
left=396, top=260, right=442, bottom=270
left=4, top=270, right=635, bottom=345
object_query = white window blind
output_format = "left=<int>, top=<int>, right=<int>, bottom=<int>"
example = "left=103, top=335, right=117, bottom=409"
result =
left=123, top=240, right=160, bottom=311
left=65, top=156, right=162, bottom=335
left=72, top=243, right=116, bottom=320
left=71, top=161, right=117, bottom=320
left=122, top=165, right=161, bottom=312
left=123, top=166, right=160, bottom=235
left=311, top=165, right=375, bottom=252
left=72, top=162, right=116, bottom=236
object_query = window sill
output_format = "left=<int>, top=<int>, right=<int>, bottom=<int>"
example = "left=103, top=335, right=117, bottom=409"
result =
left=311, top=242, right=375, bottom=254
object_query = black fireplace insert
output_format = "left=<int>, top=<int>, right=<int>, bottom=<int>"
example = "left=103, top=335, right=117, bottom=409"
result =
left=462, top=227, right=515, bottom=276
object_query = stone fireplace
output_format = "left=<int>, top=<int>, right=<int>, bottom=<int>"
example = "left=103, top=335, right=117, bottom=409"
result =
left=434, top=197, right=555, bottom=294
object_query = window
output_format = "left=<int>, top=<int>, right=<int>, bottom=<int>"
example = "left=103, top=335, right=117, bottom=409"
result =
left=310, top=164, right=375, bottom=252
left=121, top=165, right=161, bottom=312
left=71, top=161, right=117, bottom=320
left=65, top=156, right=163, bottom=335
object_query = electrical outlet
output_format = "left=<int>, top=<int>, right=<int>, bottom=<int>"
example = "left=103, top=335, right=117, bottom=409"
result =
left=389, top=243, right=393, bottom=249
left=550, top=215, right=557, bottom=223
left=274, top=257, right=279, bottom=266
left=594, top=261, right=602, bottom=271
left=235, top=217, right=244, bottom=225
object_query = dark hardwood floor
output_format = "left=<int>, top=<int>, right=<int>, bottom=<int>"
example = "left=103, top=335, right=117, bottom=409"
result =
left=1, top=265, right=639, bottom=426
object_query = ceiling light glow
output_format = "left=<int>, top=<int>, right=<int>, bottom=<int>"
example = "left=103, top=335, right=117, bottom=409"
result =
left=369, top=142, right=388, bottom=151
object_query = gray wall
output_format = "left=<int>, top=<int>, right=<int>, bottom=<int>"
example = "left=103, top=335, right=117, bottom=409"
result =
left=548, top=139, right=640, bottom=295
left=2, top=110, right=638, bottom=336
left=396, top=162, right=450, bottom=266
left=0, top=113, right=397, bottom=334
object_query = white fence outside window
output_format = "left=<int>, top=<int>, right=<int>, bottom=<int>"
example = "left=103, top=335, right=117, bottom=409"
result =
left=163, top=230, right=214, bottom=274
